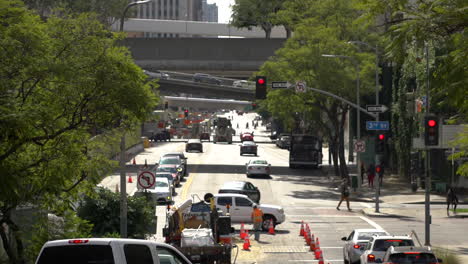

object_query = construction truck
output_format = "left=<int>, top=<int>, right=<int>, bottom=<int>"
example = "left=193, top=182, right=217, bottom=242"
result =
left=289, top=134, right=323, bottom=169
left=213, top=117, right=233, bottom=144
left=162, top=194, right=233, bottom=264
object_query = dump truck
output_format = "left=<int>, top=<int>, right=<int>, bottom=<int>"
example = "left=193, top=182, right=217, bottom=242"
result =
left=162, top=195, right=232, bottom=264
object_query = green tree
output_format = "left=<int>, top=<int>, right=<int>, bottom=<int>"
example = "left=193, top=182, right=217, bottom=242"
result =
left=231, top=0, right=283, bottom=39
left=0, top=1, right=157, bottom=262
left=77, top=187, right=156, bottom=239
left=257, top=0, right=376, bottom=179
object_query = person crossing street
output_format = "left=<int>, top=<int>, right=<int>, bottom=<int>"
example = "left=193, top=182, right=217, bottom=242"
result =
left=251, top=204, right=264, bottom=241
left=336, top=178, right=351, bottom=211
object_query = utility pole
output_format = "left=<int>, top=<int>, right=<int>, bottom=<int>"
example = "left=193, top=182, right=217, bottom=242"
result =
left=424, top=43, right=431, bottom=246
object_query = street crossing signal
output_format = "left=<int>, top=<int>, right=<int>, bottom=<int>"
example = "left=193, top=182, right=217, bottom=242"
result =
left=375, top=133, right=385, bottom=154
left=424, top=116, right=439, bottom=146
left=252, top=102, right=257, bottom=110
left=255, top=76, right=267, bottom=100
left=184, top=109, right=189, bottom=118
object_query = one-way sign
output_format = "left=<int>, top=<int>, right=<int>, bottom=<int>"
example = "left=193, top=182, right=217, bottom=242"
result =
left=271, top=81, right=292, bottom=89
left=366, top=104, right=389, bottom=113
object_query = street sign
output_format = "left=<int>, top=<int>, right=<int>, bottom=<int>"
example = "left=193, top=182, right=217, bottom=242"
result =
left=295, top=81, right=307, bottom=93
left=354, top=140, right=366, bottom=153
left=271, top=81, right=292, bottom=89
left=366, top=121, right=390, bottom=131
left=137, top=171, right=155, bottom=189
left=366, top=105, right=389, bottom=113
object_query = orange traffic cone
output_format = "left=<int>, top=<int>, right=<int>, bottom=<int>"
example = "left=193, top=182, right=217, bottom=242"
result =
left=300, top=221, right=305, bottom=236
left=132, top=158, right=136, bottom=165
left=240, top=223, right=246, bottom=239
left=245, top=230, right=250, bottom=247
left=310, top=233, right=316, bottom=251
left=305, top=231, right=310, bottom=245
left=128, top=174, right=133, bottom=183
left=315, top=247, right=321, bottom=259
left=268, top=219, right=275, bottom=235
left=318, top=250, right=324, bottom=264
left=315, top=237, right=321, bottom=250
left=242, top=237, right=250, bottom=250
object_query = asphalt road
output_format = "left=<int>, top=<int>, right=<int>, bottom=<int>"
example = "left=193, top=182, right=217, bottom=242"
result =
left=100, top=111, right=468, bottom=264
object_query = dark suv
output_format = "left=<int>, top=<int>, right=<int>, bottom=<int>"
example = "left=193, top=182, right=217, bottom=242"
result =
left=193, top=73, right=221, bottom=85
left=218, top=181, right=261, bottom=203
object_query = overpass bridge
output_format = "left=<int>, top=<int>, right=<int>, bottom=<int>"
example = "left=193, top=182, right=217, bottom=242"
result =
left=163, top=96, right=251, bottom=111
left=157, top=77, right=254, bottom=101
left=122, top=38, right=286, bottom=78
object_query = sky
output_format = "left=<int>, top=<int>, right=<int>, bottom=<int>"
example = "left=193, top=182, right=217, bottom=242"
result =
left=207, top=0, right=234, bottom=23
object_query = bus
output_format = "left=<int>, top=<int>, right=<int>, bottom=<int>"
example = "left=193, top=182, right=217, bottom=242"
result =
left=289, top=134, right=322, bottom=169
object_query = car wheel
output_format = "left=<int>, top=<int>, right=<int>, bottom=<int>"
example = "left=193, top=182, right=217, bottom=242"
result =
left=254, top=153, right=258, bottom=156
left=262, top=216, right=276, bottom=231
left=343, top=256, right=349, bottom=264
left=246, top=174, right=250, bottom=178
left=240, top=152, right=243, bottom=156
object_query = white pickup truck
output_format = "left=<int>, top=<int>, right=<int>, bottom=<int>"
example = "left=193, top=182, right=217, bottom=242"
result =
left=35, top=238, right=192, bottom=264
left=213, top=193, right=285, bottom=231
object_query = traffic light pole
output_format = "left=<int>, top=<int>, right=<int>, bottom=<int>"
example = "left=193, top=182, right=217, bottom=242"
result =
left=424, top=43, right=431, bottom=246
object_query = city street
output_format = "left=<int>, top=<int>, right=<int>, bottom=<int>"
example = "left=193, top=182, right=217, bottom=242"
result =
left=100, top=112, right=468, bottom=264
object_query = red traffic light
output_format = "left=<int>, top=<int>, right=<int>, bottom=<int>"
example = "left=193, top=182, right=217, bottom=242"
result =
left=184, top=110, right=188, bottom=113
left=378, top=134, right=385, bottom=140
left=427, top=119, right=437, bottom=127
left=257, top=78, right=265, bottom=85
left=376, top=165, right=382, bottom=173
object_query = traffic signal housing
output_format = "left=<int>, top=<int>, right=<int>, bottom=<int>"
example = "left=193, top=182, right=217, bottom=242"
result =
left=184, top=109, right=189, bottom=118
left=255, top=76, right=267, bottom=100
left=375, top=133, right=386, bottom=154
left=424, top=116, right=439, bottom=146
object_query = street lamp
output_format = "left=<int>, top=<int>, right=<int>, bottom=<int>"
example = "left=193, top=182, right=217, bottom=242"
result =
left=321, top=54, right=361, bottom=187
left=119, top=0, right=151, bottom=239
left=348, top=41, right=379, bottom=121
left=120, top=0, right=151, bottom=32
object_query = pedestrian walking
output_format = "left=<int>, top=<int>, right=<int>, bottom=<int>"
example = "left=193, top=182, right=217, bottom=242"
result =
left=360, top=162, right=366, bottom=184
left=367, top=164, right=375, bottom=188
left=447, top=187, right=459, bottom=216
left=246, top=122, right=249, bottom=129
left=251, top=204, right=264, bottom=241
left=337, top=179, right=351, bottom=211
left=378, top=165, right=384, bottom=187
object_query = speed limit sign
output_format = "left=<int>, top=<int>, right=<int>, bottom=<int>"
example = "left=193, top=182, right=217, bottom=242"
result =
left=137, top=171, right=155, bottom=189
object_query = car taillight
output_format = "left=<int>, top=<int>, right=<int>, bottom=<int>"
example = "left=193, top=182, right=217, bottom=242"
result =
left=367, top=254, right=376, bottom=262
left=68, top=239, right=89, bottom=244
left=353, top=244, right=360, bottom=249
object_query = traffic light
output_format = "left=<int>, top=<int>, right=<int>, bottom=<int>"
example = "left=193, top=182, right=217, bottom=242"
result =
left=184, top=109, right=189, bottom=118
left=255, top=76, right=267, bottom=100
left=375, top=133, right=386, bottom=154
left=375, top=164, right=382, bottom=174
left=424, top=116, right=439, bottom=146
left=251, top=102, right=257, bottom=110
left=164, top=102, right=168, bottom=110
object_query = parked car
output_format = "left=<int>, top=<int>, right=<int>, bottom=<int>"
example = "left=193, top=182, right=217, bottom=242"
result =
left=134, top=177, right=173, bottom=204
left=162, top=152, right=187, bottom=176
left=186, top=139, right=203, bottom=152
left=156, top=164, right=181, bottom=187
left=342, top=229, right=389, bottom=264
left=276, top=135, right=291, bottom=149
left=360, top=235, right=415, bottom=264
left=240, top=132, right=254, bottom=142
left=35, top=238, right=192, bottom=264
left=218, top=181, right=261, bottom=203
left=200, top=132, right=210, bottom=141
left=193, top=73, right=221, bottom=85
left=143, top=69, right=170, bottom=80
left=155, top=172, right=176, bottom=195
left=213, top=193, right=285, bottom=231
left=240, top=141, right=257, bottom=156
left=382, top=246, right=441, bottom=264
left=245, top=159, right=271, bottom=177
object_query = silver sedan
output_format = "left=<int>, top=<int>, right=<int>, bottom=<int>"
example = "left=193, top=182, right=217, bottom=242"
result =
left=245, top=159, right=271, bottom=177
left=342, top=229, right=389, bottom=264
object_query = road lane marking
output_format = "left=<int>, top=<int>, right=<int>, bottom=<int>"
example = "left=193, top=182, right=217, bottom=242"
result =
left=180, top=170, right=194, bottom=200
left=359, top=216, right=384, bottom=230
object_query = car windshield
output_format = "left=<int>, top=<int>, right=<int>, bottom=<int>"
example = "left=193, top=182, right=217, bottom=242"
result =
left=388, top=253, right=438, bottom=264
left=155, top=181, right=168, bottom=187
left=358, top=232, right=388, bottom=240
left=251, top=160, right=267, bottom=165
left=373, top=239, right=414, bottom=251
left=157, top=167, right=177, bottom=173
left=159, top=158, right=179, bottom=165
